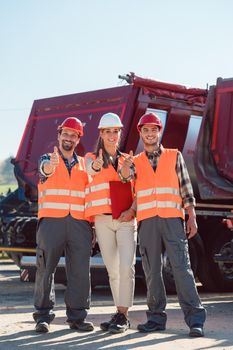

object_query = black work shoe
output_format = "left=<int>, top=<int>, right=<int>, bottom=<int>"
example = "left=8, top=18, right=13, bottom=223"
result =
left=189, top=325, right=204, bottom=337
left=137, top=320, right=166, bottom=333
left=35, top=321, right=50, bottom=333
left=68, top=319, right=94, bottom=332
left=100, top=313, right=119, bottom=331
left=108, top=313, right=130, bottom=334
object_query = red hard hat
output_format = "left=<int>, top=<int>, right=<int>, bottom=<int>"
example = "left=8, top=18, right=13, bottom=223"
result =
left=137, top=112, right=163, bottom=132
left=58, top=117, right=84, bottom=136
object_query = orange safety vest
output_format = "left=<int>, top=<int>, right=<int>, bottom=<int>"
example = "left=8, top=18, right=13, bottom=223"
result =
left=85, top=152, right=134, bottom=218
left=38, top=154, right=88, bottom=220
left=134, top=149, right=184, bottom=222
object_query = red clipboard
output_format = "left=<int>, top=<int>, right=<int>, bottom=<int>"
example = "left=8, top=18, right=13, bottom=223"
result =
left=109, top=181, right=133, bottom=219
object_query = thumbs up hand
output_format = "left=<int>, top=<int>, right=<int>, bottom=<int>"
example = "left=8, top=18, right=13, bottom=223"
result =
left=92, top=148, right=104, bottom=171
left=50, top=146, right=59, bottom=168
left=98, top=149, right=104, bottom=162
left=120, top=150, right=134, bottom=179
left=42, top=146, right=59, bottom=176
left=127, top=150, right=134, bottom=162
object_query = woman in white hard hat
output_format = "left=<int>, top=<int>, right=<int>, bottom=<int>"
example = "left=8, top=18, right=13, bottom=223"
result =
left=85, top=112, right=137, bottom=334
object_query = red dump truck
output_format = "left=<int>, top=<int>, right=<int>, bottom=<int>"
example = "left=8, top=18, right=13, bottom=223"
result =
left=0, top=72, right=233, bottom=292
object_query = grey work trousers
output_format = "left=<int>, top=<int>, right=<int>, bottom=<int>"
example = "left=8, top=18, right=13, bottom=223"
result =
left=33, top=215, right=92, bottom=324
left=138, top=216, right=206, bottom=328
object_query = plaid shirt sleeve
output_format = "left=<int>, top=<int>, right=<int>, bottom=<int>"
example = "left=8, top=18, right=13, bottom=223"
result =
left=176, top=151, right=196, bottom=208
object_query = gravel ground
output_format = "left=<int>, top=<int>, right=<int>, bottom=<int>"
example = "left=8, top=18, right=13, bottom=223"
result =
left=0, top=259, right=233, bottom=350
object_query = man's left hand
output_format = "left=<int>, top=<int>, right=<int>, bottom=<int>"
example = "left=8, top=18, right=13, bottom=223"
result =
left=186, top=217, right=198, bottom=239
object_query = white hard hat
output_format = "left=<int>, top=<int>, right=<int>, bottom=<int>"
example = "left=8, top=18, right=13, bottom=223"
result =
left=98, top=113, right=123, bottom=129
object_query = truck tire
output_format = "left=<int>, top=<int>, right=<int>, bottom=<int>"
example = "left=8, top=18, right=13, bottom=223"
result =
left=209, top=227, right=233, bottom=291
left=196, top=254, right=217, bottom=292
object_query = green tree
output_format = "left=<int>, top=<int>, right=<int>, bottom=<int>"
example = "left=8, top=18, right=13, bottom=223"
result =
left=0, top=157, right=16, bottom=185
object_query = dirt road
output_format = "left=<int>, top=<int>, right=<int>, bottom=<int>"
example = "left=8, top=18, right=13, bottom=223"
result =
left=0, top=259, right=233, bottom=350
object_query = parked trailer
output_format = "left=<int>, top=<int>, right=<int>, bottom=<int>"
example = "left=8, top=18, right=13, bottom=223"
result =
left=0, top=72, right=233, bottom=292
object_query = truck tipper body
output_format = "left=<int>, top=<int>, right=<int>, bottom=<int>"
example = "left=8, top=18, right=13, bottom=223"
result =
left=1, top=72, right=233, bottom=292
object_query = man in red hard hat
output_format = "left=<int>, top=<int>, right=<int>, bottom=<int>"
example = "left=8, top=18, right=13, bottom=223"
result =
left=58, top=116, right=84, bottom=137
left=119, top=112, right=206, bottom=337
left=33, top=117, right=94, bottom=333
left=136, top=112, right=163, bottom=132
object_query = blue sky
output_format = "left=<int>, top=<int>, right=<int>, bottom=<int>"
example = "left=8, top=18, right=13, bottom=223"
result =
left=1, top=0, right=233, bottom=161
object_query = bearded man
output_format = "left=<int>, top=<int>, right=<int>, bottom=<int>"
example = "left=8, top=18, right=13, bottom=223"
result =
left=33, top=117, right=94, bottom=333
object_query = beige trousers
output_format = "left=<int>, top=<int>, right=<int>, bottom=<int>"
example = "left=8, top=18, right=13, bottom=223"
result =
left=95, top=214, right=137, bottom=308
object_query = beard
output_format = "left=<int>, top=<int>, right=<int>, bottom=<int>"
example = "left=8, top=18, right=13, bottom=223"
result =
left=143, top=140, right=158, bottom=147
left=61, top=140, right=75, bottom=152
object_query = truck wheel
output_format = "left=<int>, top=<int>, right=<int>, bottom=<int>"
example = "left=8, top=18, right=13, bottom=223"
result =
left=209, top=227, right=233, bottom=291
left=196, top=254, right=217, bottom=292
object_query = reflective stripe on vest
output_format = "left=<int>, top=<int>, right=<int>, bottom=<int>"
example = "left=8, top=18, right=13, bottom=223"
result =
left=85, top=198, right=111, bottom=209
left=137, top=200, right=182, bottom=211
left=85, top=182, right=109, bottom=195
left=39, top=202, right=85, bottom=211
left=137, top=187, right=180, bottom=198
left=70, top=204, right=85, bottom=211
left=39, top=188, right=85, bottom=198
